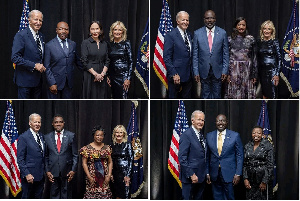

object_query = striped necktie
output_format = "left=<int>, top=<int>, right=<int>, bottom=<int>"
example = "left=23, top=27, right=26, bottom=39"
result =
left=36, top=35, right=42, bottom=58
left=184, top=31, right=190, bottom=54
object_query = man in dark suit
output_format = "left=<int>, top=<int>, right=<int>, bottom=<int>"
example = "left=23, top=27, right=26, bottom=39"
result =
left=44, top=114, right=78, bottom=199
left=44, top=22, right=82, bottom=99
left=17, top=113, right=45, bottom=199
left=193, top=10, right=229, bottom=99
left=163, top=11, right=192, bottom=99
left=206, top=114, right=244, bottom=199
left=179, top=110, right=206, bottom=199
left=11, top=10, right=46, bottom=99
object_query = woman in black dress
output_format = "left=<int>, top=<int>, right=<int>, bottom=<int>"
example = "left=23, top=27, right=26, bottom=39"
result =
left=108, top=21, right=133, bottom=99
left=243, top=126, right=274, bottom=200
left=111, top=125, right=133, bottom=198
left=81, top=21, right=110, bottom=98
left=257, top=20, right=281, bottom=99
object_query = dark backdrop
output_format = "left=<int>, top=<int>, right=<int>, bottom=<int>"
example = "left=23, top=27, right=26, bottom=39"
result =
left=150, top=100, right=299, bottom=200
left=0, top=0, right=149, bottom=99
left=0, top=100, right=148, bottom=199
left=150, top=0, right=294, bottom=98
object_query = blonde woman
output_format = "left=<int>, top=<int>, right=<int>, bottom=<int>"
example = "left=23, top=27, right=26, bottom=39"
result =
left=257, top=20, right=281, bottom=99
left=107, top=21, right=133, bottom=99
left=111, top=125, right=133, bottom=198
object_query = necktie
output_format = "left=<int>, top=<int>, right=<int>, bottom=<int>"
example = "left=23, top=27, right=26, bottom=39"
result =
left=218, top=132, right=223, bottom=156
left=184, top=31, right=190, bottom=54
left=36, top=133, right=42, bottom=150
left=208, top=30, right=213, bottom=52
left=57, top=133, right=61, bottom=153
left=36, top=35, right=42, bottom=58
left=62, top=40, right=68, bottom=55
left=198, top=132, right=205, bottom=148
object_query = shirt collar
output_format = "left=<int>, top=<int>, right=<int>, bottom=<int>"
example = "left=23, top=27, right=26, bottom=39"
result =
left=192, top=125, right=201, bottom=134
left=55, top=129, right=64, bottom=135
left=177, top=26, right=187, bottom=35
left=57, top=35, right=67, bottom=43
left=30, top=128, right=39, bottom=136
left=206, top=26, right=215, bottom=33
left=217, top=129, right=226, bottom=135
left=29, top=26, right=38, bottom=38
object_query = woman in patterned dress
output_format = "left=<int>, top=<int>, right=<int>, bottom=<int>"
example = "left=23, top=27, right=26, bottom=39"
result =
left=80, top=125, right=113, bottom=199
left=243, top=126, right=274, bottom=199
left=225, top=17, right=257, bottom=99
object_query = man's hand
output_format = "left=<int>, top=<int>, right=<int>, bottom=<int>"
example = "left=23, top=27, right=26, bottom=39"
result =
left=49, top=84, right=58, bottom=94
left=233, top=175, right=240, bottom=186
left=67, top=171, right=75, bottom=182
left=194, top=75, right=200, bottom=83
left=206, top=174, right=211, bottom=184
left=173, top=74, right=180, bottom=85
left=26, top=174, right=34, bottom=184
left=244, top=179, right=251, bottom=189
left=191, top=173, right=198, bottom=183
left=46, top=172, right=54, bottom=183
left=35, top=63, right=46, bottom=73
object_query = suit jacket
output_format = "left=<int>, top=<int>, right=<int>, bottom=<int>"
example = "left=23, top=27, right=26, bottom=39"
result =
left=179, top=126, right=206, bottom=183
left=44, top=130, right=78, bottom=177
left=17, top=129, right=45, bottom=181
left=44, top=37, right=82, bottom=90
left=206, top=129, right=244, bottom=183
left=193, top=26, right=229, bottom=79
left=11, top=27, right=45, bottom=87
left=163, top=27, right=192, bottom=83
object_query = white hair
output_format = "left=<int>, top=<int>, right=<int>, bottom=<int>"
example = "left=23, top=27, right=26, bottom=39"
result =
left=176, top=11, right=189, bottom=21
left=191, top=110, right=205, bottom=120
left=29, top=113, right=41, bottom=122
left=28, top=10, right=43, bottom=20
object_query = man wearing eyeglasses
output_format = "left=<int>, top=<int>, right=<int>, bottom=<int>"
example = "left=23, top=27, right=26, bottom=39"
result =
left=206, top=114, right=243, bottom=199
left=193, top=10, right=229, bottom=99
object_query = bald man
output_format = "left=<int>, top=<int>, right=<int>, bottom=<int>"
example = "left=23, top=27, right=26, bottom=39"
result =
left=44, top=21, right=82, bottom=99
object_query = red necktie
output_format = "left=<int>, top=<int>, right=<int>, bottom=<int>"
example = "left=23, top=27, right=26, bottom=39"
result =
left=208, top=30, right=213, bottom=52
left=57, top=133, right=61, bottom=153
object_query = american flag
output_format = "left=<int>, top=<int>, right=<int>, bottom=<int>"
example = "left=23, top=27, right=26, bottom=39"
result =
left=168, top=100, right=189, bottom=188
left=257, top=100, right=278, bottom=193
left=13, top=0, right=30, bottom=69
left=0, top=101, right=21, bottom=197
left=127, top=101, right=144, bottom=198
left=153, top=0, right=173, bottom=90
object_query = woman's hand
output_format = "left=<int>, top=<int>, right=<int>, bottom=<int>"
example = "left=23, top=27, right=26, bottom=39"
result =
left=88, top=176, right=95, bottom=185
left=227, top=75, right=231, bottom=83
left=124, top=176, right=130, bottom=186
left=123, top=79, right=130, bottom=91
left=259, top=182, right=267, bottom=191
left=104, top=175, right=111, bottom=185
left=107, top=76, right=111, bottom=87
left=244, top=179, right=251, bottom=189
left=272, top=75, right=279, bottom=86
left=251, top=78, right=257, bottom=84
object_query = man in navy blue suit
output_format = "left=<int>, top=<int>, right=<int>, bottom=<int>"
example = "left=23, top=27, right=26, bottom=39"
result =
left=163, top=11, right=192, bottom=99
left=179, top=110, right=206, bottom=199
left=206, top=114, right=244, bottom=199
left=44, top=21, right=82, bottom=99
left=193, top=10, right=229, bottom=99
left=11, top=10, right=46, bottom=99
left=17, top=113, right=45, bottom=199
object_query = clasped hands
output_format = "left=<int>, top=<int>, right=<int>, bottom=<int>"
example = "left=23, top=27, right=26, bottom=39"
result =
left=93, top=72, right=106, bottom=82
left=46, top=171, right=75, bottom=183
left=34, top=63, right=46, bottom=73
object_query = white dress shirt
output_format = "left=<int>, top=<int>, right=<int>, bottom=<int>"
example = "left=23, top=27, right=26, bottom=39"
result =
left=29, top=26, right=43, bottom=53
left=30, top=128, right=43, bottom=151
left=57, top=35, right=69, bottom=49
left=206, top=26, right=215, bottom=42
left=55, top=129, right=64, bottom=145
left=217, top=129, right=226, bottom=148
left=177, top=26, right=191, bottom=52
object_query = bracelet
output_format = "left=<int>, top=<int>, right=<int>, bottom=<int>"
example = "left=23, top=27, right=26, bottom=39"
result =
left=102, top=71, right=106, bottom=75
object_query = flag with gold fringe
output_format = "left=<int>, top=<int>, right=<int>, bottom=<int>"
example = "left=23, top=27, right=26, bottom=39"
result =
left=0, top=101, right=21, bottom=197
left=281, top=0, right=299, bottom=97
left=135, top=19, right=149, bottom=97
left=257, top=100, right=278, bottom=194
left=13, top=0, right=30, bottom=69
left=127, top=101, right=144, bottom=198
left=168, top=100, right=189, bottom=188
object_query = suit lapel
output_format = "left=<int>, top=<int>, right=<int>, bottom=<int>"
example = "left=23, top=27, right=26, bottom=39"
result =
left=28, top=129, right=40, bottom=150
left=211, top=26, right=219, bottom=53
left=191, top=127, right=204, bottom=150
left=220, top=130, right=231, bottom=156
left=200, top=28, right=210, bottom=52
left=60, top=131, right=68, bottom=153
left=27, top=28, right=39, bottom=54
left=50, top=132, right=58, bottom=153
left=54, top=37, right=68, bottom=57
left=175, top=28, right=189, bottom=53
